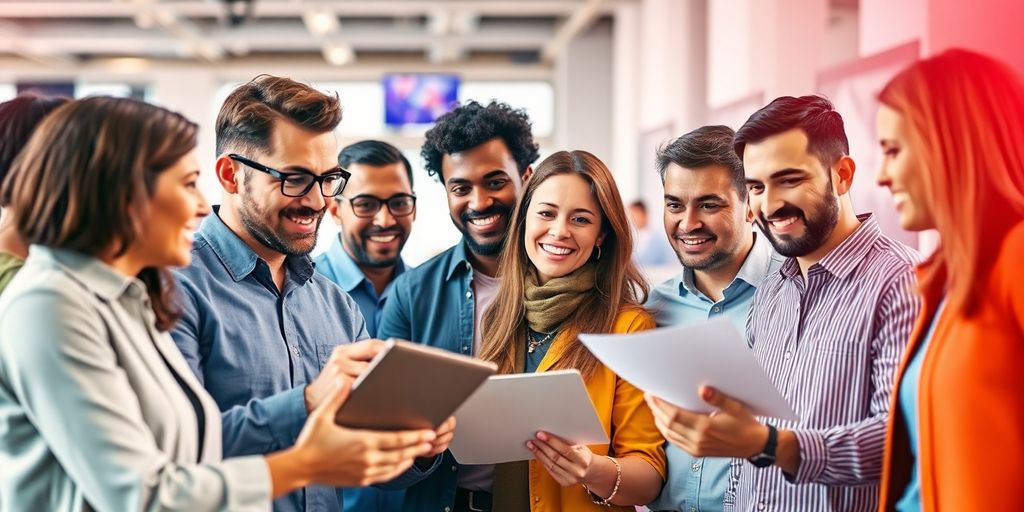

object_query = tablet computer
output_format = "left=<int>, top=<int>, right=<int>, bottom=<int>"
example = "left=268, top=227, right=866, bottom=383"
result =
left=334, top=339, right=497, bottom=431
left=448, top=370, right=610, bottom=464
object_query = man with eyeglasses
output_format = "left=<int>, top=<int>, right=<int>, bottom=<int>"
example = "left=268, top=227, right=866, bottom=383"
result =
left=170, top=76, right=455, bottom=512
left=317, top=140, right=416, bottom=342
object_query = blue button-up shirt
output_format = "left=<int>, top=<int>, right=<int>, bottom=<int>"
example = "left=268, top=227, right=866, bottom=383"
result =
left=376, top=240, right=478, bottom=510
left=171, top=209, right=369, bottom=512
left=314, top=236, right=408, bottom=338
left=646, top=232, right=783, bottom=512
left=314, top=236, right=410, bottom=512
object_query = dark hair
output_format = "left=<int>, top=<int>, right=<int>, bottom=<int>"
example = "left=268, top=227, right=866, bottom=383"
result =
left=733, top=95, right=849, bottom=170
left=0, top=94, right=71, bottom=206
left=338, top=140, right=414, bottom=187
left=4, top=96, right=197, bottom=331
left=421, top=100, right=539, bottom=183
left=216, top=75, right=343, bottom=156
left=657, top=125, right=747, bottom=199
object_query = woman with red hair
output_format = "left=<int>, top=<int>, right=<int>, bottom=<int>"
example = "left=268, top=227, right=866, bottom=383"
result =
left=876, top=49, right=1024, bottom=510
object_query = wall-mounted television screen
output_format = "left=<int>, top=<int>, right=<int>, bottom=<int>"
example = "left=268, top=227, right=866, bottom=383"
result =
left=383, top=74, right=459, bottom=126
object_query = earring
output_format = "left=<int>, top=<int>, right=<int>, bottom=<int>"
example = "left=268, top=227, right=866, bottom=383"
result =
left=595, top=245, right=602, bottom=261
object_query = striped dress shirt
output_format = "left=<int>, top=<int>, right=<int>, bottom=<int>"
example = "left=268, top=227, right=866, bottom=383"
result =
left=730, top=214, right=921, bottom=512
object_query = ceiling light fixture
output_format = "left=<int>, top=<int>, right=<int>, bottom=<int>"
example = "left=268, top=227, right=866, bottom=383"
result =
left=303, top=9, right=340, bottom=37
left=322, top=43, right=354, bottom=66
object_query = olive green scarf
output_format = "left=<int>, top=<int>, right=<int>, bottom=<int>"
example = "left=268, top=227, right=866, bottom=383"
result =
left=523, top=262, right=597, bottom=333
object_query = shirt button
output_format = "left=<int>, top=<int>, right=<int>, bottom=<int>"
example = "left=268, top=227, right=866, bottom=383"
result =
left=451, top=465, right=457, bottom=472
left=712, top=306, right=721, bottom=313
left=444, top=507, right=451, bottom=512
left=466, top=291, right=473, bottom=299
left=534, top=496, right=540, bottom=503
left=462, top=345, right=469, bottom=353
left=291, top=345, right=300, bottom=356
left=691, top=461, right=701, bottom=472
left=690, top=507, right=698, bottom=512
left=758, top=503, right=766, bottom=511
left=784, top=350, right=791, bottom=360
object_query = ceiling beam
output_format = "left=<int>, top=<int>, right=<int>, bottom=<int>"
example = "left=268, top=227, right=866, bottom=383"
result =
left=0, top=21, right=75, bottom=67
left=3, top=23, right=552, bottom=55
left=0, top=1, right=620, bottom=18
left=133, top=0, right=225, bottom=62
left=540, top=0, right=606, bottom=63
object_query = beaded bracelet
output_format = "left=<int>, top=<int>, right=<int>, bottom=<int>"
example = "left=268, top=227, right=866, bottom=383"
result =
left=583, top=455, right=622, bottom=507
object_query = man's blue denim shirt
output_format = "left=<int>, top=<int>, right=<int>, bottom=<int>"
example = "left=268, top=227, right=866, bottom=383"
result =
left=171, top=209, right=369, bottom=512
left=376, top=240, right=479, bottom=510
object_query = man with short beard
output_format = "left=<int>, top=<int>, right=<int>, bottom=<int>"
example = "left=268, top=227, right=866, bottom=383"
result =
left=377, top=100, right=538, bottom=512
left=644, top=126, right=784, bottom=512
left=317, top=140, right=416, bottom=339
left=171, top=76, right=454, bottom=512
left=645, top=96, right=921, bottom=512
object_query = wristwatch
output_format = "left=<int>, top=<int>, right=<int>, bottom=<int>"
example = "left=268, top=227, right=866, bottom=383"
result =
left=748, top=424, right=777, bottom=468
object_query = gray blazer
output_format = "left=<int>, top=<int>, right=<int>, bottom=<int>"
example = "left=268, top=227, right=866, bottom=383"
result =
left=0, top=246, right=271, bottom=511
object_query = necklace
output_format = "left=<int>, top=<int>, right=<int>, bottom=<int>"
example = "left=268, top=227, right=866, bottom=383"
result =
left=527, top=329, right=556, bottom=354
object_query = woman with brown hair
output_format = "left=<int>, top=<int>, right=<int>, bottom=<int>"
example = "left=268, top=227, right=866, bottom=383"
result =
left=875, top=49, right=1024, bottom=510
left=0, top=96, right=437, bottom=511
left=0, top=93, right=70, bottom=292
left=478, top=150, right=665, bottom=511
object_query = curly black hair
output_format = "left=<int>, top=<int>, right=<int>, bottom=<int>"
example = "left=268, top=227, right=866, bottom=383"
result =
left=421, top=100, right=540, bottom=183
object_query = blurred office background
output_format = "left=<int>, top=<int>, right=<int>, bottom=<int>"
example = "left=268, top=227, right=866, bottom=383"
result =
left=1, top=0, right=1021, bottom=273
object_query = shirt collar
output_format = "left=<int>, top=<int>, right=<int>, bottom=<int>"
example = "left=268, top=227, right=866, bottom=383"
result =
left=324, top=236, right=407, bottom=293
left=678, top=230, right=776, bottom=298
left=197, top=206, right=315, bottom=283
left=780, top=213, right=881, bottom=280
left=30, top=245, right=141, bottom=302
left=445, top=239, right=474, bottom=281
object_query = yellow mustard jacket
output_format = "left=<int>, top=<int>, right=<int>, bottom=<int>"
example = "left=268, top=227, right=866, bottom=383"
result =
left=526, top=306, right=667, bottom=511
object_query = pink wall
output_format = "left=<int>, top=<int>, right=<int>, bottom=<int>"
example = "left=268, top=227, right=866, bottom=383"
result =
left=928, top=0, right=1024, bottom=75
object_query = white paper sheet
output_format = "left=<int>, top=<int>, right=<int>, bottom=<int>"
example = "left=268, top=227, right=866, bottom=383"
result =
left=448, top=370, right=610, bottom=464
left=579, top=317, right=798, bottom=421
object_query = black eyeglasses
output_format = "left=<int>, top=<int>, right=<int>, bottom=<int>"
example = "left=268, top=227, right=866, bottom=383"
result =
left=228, top=153, right=351, bottom=198
left=340, top=193, right=417, bottom=218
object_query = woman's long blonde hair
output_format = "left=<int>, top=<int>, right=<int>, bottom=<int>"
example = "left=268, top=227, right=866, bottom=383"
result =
left=479, top=150, right=648, bottom=379
left=879, top=49, right=1024, bottom=314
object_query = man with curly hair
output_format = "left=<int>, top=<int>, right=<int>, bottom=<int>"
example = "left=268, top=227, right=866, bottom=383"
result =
left=377, top=100, right=538, bottom=512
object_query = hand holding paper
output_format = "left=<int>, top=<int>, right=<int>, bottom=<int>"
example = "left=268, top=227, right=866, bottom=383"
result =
left=645, top=386, right=770, bottom=459
left=578, top=317, right=797, bottom=421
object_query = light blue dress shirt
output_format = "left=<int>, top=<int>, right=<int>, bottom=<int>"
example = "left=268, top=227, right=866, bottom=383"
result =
left=171, top=209, right=369, bottom=512
left=314, top=236, right=408, bottom=339
left=646, top=232, right=783, bottom=512
left=314, top=236, right=410, bottom=512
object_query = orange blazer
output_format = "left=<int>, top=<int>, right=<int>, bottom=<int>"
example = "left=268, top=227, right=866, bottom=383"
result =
left=527, top=306, right=667, bottom=512
left=879, top=222, right=1024, bottom=510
